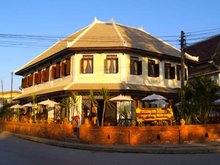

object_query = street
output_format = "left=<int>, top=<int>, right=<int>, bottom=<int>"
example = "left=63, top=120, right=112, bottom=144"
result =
left=0, top=132, right=220, bottom=165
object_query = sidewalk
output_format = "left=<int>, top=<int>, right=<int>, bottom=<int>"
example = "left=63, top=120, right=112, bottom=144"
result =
left=5, top=131, right=220, bottom=154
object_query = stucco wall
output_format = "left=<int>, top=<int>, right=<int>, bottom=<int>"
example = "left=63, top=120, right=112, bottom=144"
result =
left=80, top=124, right=220, bottom=145
left=2, top=122, right=74, bottom=141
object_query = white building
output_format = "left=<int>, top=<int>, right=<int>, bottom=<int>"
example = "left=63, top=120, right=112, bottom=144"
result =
left=14, top=19, right=197, bottom=125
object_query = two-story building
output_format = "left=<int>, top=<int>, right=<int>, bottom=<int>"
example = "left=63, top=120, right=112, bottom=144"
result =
left=14, top=18, right=197, bottom=125
left=186, top=35, right=220, bottom=81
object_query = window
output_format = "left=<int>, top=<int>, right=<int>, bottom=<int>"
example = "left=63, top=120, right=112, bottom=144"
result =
left=176, top=65, right=181, bottom=80
left=34, top=70, right=41, bottom=84
left=41, top=67, right=49, bottom=82
left=51, top=66, right=56, bottom=80
left=27, top=74, right=33, bottom=86
left=45, top=67, right=50, bottom=82
left=65, top=57, right=71, bottom=76
left=148, top=60, right=159, bottom=77
left=21, top=77, right=28, bottom=88
left=165, top=63, right=175, bottom=79
left=61, top=57, right=71, bottom=77
left=55, top=62, right=60, bottom=79
left=81, top=55, right=93, bottom=74
left=130, top=56, right=142, bottom=75
left=176, top=65, right=187, bottom=80
left=104, top=55, right=118, bottom=73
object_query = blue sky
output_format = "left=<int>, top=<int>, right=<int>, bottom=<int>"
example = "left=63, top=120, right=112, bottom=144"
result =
left=0, top=0, right=220, bottom=91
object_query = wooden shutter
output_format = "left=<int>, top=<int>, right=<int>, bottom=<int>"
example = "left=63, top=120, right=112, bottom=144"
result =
left=148, top=61, right=153, bottom=77
left=41, top=70, right=45, bottom=82
left=115, top=58, right=118, bottom=73
left=137, top=60, right=142, bottom=75
left=37, top=70, right=41, bottom=84
left=22, top=77, right=26, bottom=88
left=176, top=65, right=181, bottom=80
left=165, top=63, right=170, bottom=79
left=66, top=58, right=70, bottom=75
left=170, top=66, right=175, bottom=79
left=55, top=62, right=60, bottom=79
left=51, top=66, right=56, bottom=79
left=80, top=59, right=84, bottom=73
left=61, top=62, right=65, bottom=77
left=34, top=73, right=38, bottom=84
left=155, top=64, right=159, bottom=77
left=45, top=67, right=49, bottom=82
left=28, top=74, right=33, bottom=86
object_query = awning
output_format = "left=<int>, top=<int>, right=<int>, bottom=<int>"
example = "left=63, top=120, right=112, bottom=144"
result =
left=13, top=85, right=66, bottom=100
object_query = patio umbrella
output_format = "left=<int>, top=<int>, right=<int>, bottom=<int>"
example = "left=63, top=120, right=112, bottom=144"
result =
left=110, top=94, right=134, bottom=121
left=150, top=99, right=168, bottom=107
left=23, top=102, right=33, bottom=107
left=142, top=93, right=167, bottom=101
left=38, top=99, right=59, bottom=106
left=10, top=104, right=23, bottom=109
left=109, top=94, right=134, bottom=102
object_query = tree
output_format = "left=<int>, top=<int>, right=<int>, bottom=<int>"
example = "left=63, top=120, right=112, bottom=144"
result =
left=101, top=88, right=115, bottom=126
left=88, top=90, right=99, bottom=125
left=61, top=97, right=71, bottom=121
left=101, top=88, right=108, bottom=126
left=30, top=94, right=37, bottom=123
left=182, top=76, right=220, bottom=124
left=70, top=92, right=80, bottom=116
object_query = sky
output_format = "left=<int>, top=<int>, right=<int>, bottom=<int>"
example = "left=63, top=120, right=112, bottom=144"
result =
left=0, top=0, right=220, bottom=91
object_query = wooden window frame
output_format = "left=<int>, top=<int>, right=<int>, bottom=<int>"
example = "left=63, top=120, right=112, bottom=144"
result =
left=80, top=55, right=93, bottom=74
left=165, top=63, right=175, bottom=79
left=148, top=60, right=159, bottom=77
left=130, top=56, right=142, bottom=75
left=55, top=62, right=60, bottom=79
left=104, top=55, right=118, bottom=74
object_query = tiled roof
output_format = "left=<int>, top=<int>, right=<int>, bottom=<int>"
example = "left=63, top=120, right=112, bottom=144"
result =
left=16, top=18, right=198, bottom=74
left=185, top=35, right=220, bottom=62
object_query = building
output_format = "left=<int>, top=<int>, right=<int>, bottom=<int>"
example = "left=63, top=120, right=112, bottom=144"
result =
left=14, top=18, right=197, bottom=125
left=0, top=90, right=21, bottom=108
left=186, top=35, right=220, bottom=81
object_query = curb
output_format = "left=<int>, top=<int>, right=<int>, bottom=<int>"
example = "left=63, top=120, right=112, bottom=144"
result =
left=6, top=132, right=220, bottom=154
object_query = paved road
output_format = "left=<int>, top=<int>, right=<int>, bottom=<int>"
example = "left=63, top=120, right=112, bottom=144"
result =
left=1, top=132, right=220, bottom=165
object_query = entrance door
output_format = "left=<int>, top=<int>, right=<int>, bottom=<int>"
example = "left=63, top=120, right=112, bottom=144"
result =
left=97, top=100, right=117, bottom=126
left=97, top=100, right=104, bottom=126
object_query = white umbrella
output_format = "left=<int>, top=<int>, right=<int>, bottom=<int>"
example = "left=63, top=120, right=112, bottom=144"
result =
left=10, top=104, right=23, bottom=109
left=142, top=93, right=167, bottom=101
left=110, top=94, right=133, bottom=102
left=110, top=94, right=133, bottom=121
left=23, top=102, right=33, bottom=107
left=38, top=99, right=59, bottom=106
left=150, top=99, right=168, bottom=107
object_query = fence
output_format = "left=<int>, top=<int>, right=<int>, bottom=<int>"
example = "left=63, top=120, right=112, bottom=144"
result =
left=2, top=121, right=74, bottom=141
left=80, top=124, right=220, bottom=144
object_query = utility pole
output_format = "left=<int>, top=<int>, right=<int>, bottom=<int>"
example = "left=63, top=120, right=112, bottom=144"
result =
left=180, top=31, right=186, bottom=113
left=1, top=80, right=4, bottom=106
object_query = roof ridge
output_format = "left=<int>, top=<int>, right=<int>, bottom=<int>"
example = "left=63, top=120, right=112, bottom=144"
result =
left=112, top=20, right=127, bottom=46
left=67, top=18, right=99, bottom=47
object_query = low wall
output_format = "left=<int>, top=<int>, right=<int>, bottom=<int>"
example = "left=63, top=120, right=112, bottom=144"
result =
left=80, top=124, right=220, bottom=144
left=2, top=122, right=74, bottom=141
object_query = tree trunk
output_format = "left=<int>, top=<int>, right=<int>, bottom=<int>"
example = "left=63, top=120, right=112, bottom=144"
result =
left=101, top=103, right=106, bottom=126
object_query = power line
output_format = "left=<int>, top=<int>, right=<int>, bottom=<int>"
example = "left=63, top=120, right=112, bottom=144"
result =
left=0, top=26, right=219, bottom=49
